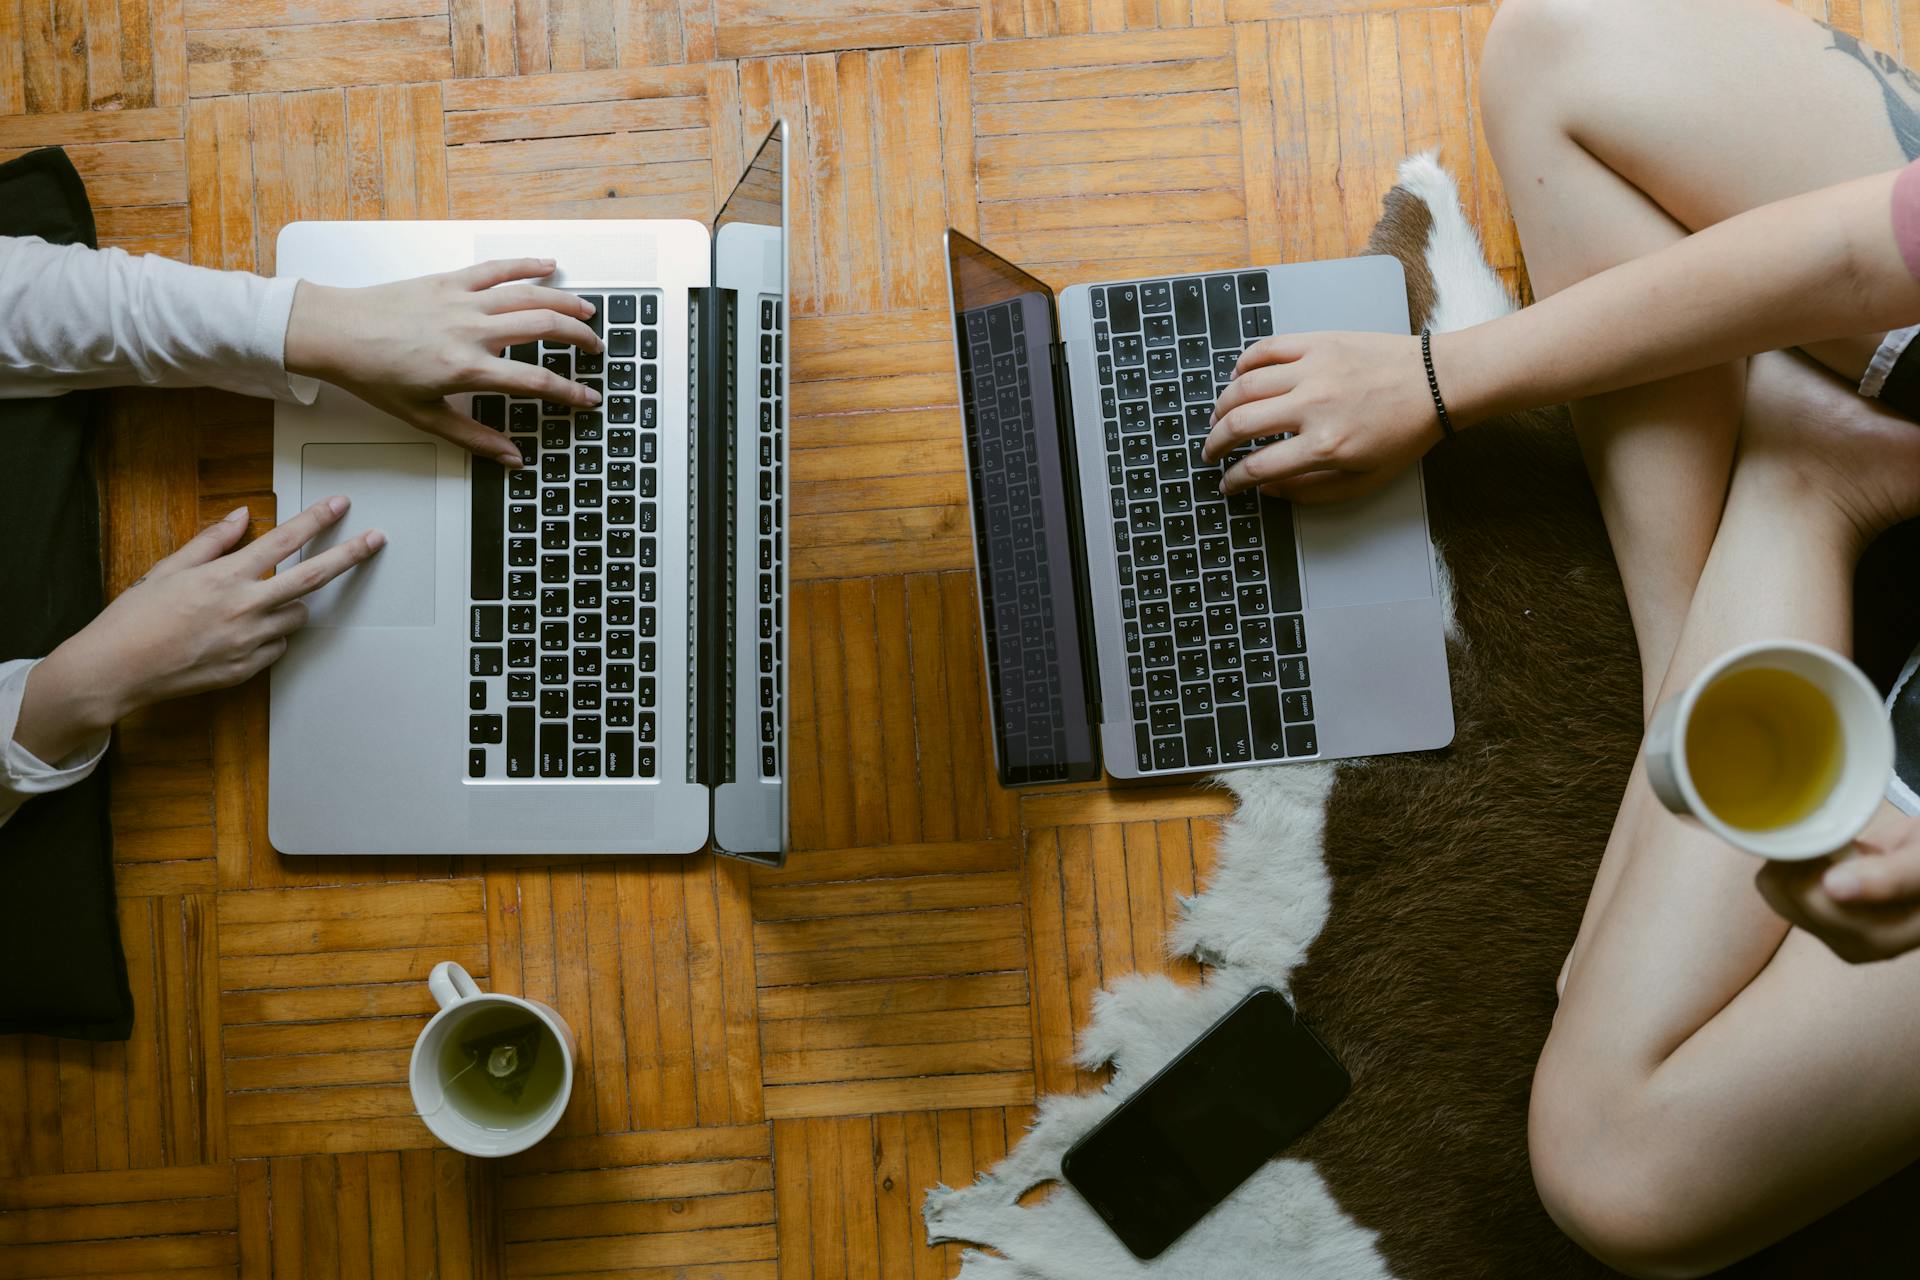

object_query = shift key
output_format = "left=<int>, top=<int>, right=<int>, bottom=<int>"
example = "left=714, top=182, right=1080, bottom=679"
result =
left=1250, top=686, right=1286, bottom=760
left=506, top=709, right=535, bottom=777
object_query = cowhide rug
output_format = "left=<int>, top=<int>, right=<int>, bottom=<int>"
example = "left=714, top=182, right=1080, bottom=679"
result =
left=924, top=154, right=1920, bottom=1278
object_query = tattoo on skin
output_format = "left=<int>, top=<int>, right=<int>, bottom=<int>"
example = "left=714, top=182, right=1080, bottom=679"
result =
left=1824, top=24, right=1920, bottom=161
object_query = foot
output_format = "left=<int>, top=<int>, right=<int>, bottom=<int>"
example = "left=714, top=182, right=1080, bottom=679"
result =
left=1736, top=350, right=1920, bottom=548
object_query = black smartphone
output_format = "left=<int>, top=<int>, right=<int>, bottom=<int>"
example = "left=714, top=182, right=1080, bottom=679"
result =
left=1060, top=987, right=1350, bottom=1260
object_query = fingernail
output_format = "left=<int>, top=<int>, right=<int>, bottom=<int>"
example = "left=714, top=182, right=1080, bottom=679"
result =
left=366, top=530, right=388, bottom=551
left=1825, top=865, right=1864, bottom=900
left=224, top=505, right=248, bottom=524
left=1217, top=478, right=1229, bottom=494
left=500, top=451, right=522, bottom=468
left=327, top=495, right=349, bottom=516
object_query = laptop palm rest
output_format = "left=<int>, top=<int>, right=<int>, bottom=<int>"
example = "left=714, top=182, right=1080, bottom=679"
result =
left=1296, top=468, right=1434, bottom=610
left=298, top=442, right=438, bottom=628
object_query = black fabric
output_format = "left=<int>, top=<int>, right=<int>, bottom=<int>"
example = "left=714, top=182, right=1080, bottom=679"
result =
left=1875, top=332, right=1920, bottom=421
left=0, top=147, right=134, bottom=1041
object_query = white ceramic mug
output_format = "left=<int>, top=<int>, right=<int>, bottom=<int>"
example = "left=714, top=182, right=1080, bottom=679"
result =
left=408, top=961, right=575, bottom=1157
left=1645, top=639, right=1892, bottom=861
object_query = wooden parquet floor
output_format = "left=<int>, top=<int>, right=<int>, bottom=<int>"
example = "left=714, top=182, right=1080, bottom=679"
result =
left=0, top=0, right=1911, bottom=1275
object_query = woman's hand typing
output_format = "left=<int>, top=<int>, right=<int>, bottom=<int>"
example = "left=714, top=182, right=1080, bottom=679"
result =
left=284, top=258, right=604, bottom=469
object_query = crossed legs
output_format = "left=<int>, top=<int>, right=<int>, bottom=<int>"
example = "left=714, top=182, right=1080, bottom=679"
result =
left=1479, top=1, right=1920, bottom=1273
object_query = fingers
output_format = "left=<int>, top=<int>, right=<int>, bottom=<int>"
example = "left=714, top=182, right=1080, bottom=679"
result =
left=257, top=601, right=311, bottom=641
left=1209, top=364, right=1300, bottom=429
left=1219, top=435, right=1325, bottom=495
left=480, top=282, right=597, bottom=324
left=259, top=527, right=388, bottom=607
left=480, top=357, right=602, bottom=409
left=1824, top=840, right=1920, bottom=903
left=490, top=308, right=602, bottom=355
left=147, top=506, right=251, bottom=580
left=1232, top=335, right=1309, bottom=379
left=410, top=399, right=525, bottom=469
left=236, top=637, right=290, bottom=683
left=1204, top=390, right=1301, bottom=462
left=232, top=495, right=352, bottom=576
left=451, top=258, right=557, bottom=291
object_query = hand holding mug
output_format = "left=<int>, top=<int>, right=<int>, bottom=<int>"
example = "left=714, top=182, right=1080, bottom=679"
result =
left=1756, top=818, right=1920, bottom=962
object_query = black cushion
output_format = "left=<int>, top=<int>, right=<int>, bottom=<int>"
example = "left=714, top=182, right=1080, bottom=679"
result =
left=0, top=147, right=134, bottom=1041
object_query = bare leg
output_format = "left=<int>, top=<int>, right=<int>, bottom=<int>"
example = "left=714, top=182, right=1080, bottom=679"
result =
left=1530, top=357, right=1920, bottom=1276
left=1480, top=0, right=1917, bottom=989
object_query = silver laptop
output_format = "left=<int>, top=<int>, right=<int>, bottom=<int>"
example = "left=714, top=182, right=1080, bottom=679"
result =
left=944, top=233, right=1452, bottom=785
left=267, top=124, right=790, bottom=861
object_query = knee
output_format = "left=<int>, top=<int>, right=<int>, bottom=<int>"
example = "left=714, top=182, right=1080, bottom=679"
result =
left=1480, top=0, right=1607, bottom=131
left=1528, top=1066, right=1734, bottom=1280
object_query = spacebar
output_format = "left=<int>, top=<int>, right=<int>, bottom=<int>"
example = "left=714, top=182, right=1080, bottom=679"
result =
left=471, top=458, right=503, bottom=600
left=1257, top=491, right=1301, bottom=615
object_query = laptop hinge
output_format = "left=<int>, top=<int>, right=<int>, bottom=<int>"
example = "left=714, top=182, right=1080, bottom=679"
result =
left=689, top=286, right=738, bottom=803
left=1049, top=339, right=1103, bottom=734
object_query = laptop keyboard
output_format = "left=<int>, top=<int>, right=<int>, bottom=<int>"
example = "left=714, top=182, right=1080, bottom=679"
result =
left=755, top=295, right=786, bottom=779
left=1092, top=272, right=1318, bottom=772
left=467, top=290, right=663, bottom=782
left=963, top=299, right=1072, bottom=774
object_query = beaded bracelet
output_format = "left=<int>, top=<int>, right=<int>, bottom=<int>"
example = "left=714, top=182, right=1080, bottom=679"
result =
left=1420, top=326, right=1455, bottom=441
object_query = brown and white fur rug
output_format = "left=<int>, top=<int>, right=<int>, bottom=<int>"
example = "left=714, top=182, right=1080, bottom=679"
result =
left=924, top=155, right=1920, bottom=1278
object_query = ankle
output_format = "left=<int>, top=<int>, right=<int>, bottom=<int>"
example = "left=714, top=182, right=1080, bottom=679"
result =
left=1728, top=449, right=1882, bottom=557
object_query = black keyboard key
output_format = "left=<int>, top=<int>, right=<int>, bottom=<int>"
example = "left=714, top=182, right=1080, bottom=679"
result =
left=470, top=605, right=503, bottom=643
left=508, top=673, right=535, bottom=701
left=606, top=731, right=634, bottom=777
left=1173, top=278, right=1206, bottom=335
left=609, top=294, right=636, bottom=324
left=572, top=749, right=600, bottom=778
left=540, top=689, right=567, bottom=719
left=640, top=294, right=657, bottom=325
left=507, top=708, right=535, bottom=776
left=472, top=394, right=506, bottom=428
left=1276, top=614, right=1306, bottom=655
left=469, top=714, right=503, bottom=745
left=469, top=748, right=486, bottom=778
left=510, top=343, right=537, bottom=364
left=1236, top=272, right=1269, bottom=305
left=1251, top=686, right=1286, bottom=759
left=1217, top=703, right=1252, bottom=763
left=1109, top=284, right=1140, bottom=333
left=1286, top=724, right=1319, bottom=757
left=1284, top=690, right=1314, bottom=723
left=471, top=458, right=504, bottom=599
left=1205, top=275, right=1239, bottom=347
left=1180, top=681, right=1213, bottom=717
left=1279, top=656, right=1310, bottom=689
left=538, top=721, right=568, bottom=777
left=469, top=681, right=487, bottom=711
left=1185, top=716, right=1219, bottom=767
left=1152, top=736, right=1185, bottom=771
left=470, top=647, right=502, bottom=676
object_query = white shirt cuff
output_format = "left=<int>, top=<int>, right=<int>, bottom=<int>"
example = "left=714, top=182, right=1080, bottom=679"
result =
left=0, top=657, right=111, bottom=828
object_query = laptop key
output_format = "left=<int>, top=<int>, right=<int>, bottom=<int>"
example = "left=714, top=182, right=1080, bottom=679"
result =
left=1250, top=686, right=1286, bottom=759
left=606, top=731, right=635, bottom=777
left=1286, top=724, right=1318, bottom=757
left=471, top=459, right=504, bottom=600
left=470, top=647, right=503, bottom=676
left=468, top=748, right=486, bottom=778
left=469, top=714, right=503, bottom=745
left=1217, top=703, right=1252, bottom=763
left=469, top=681, right=487, bottom=711
left=572, top=749, right=601, bottom=778
left=1185, top=716, right=1219, bottom=767
left=506, top=709, right=534, bottom=776
left=1279, top=657, right=1310, bottom=689
left=1284, top=690, right=1314, bottom=723
left=1152, top=736, right=1185, bottom=771
left=1206, top=275, right=1239, bottom=346
left=539, top=722, right=567, bottom=776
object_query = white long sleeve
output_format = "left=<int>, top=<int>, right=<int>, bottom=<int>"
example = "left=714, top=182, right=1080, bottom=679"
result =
left=0, top=236, right=319, bottom=403
left=0, top=659, right=109, bottom=829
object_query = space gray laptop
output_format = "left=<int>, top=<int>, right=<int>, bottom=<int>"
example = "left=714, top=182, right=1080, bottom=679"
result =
left=944, top=232, right=1453, bottom=785
left=267, top=124, right=790, bottom=861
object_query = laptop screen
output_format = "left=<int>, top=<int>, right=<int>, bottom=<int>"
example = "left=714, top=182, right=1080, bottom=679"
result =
left=945, top=232, right=1098, bottom=786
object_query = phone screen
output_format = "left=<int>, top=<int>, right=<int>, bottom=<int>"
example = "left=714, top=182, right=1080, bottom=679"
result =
left=1060, top=987, right=1349, bottom=1259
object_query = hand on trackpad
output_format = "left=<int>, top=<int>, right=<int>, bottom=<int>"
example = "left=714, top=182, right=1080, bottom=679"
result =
left=299, top=443, right=438, bottom=627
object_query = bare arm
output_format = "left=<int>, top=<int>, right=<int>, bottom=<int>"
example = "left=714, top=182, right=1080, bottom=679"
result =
left=1203, top=167, right=1920, bottom=500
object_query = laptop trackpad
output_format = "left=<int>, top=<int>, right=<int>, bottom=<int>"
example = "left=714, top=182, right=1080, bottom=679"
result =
left=299, top=442, right=437, bottom=628
left=1297, top=470, right=1434, bottom=609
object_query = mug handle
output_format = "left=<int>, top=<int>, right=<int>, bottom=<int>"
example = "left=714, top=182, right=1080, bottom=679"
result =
left=428, top=961, right=481, bottom=1011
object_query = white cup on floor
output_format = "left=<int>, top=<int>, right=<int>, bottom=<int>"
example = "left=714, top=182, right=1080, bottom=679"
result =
left=408, top=961, right=575, bottom=1157
left=1645, top=639, right=1892, bottom=861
